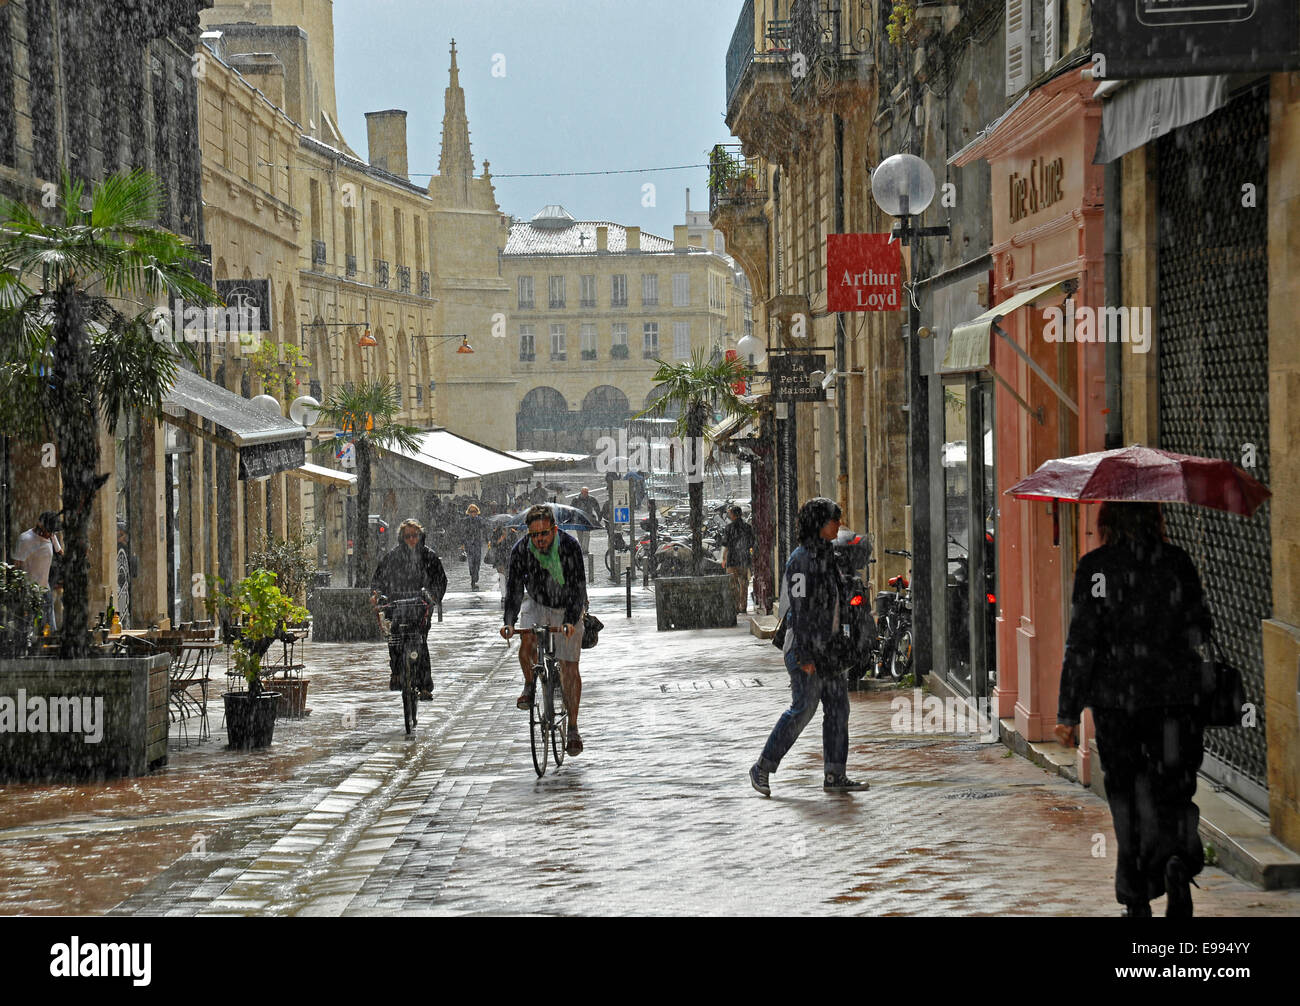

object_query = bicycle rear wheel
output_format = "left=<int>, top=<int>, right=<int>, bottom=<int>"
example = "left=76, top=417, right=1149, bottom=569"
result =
left=550, top=670, right=567, bottom=766
left=529, top=666, right=548, bottom=776
left=402, top=647, right=418, bottom=734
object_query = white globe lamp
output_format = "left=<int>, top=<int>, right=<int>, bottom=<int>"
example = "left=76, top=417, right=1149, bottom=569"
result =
left=736, top=332, right=766, bottom=366
left=290, top=395, right=321, bottom=427
left=871, top=154, right=937, bottom=219
left=250, top=394, right=282, bottom=416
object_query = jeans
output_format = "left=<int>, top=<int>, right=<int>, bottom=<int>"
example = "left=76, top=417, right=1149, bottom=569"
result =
left=1093, top=706, right=1205, bottom=906
left=41, top=588, right=56, bottom=632
left=758, top=649, right=849, bottom=775
left=466, top=543, right=482, bottom=585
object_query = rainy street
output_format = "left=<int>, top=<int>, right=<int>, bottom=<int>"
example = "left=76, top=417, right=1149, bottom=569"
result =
left=0, top=555, right=1295, bottom=918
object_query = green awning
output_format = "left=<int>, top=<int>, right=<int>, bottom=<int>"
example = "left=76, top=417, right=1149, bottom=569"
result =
left=939, top=280, right=1065, bottom=376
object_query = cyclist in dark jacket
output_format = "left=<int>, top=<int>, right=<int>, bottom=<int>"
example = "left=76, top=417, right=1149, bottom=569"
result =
left=750, top=497, right=869, bottom=797
left=500, top=504, right=589, bottom=755
left=371, top=519, right=447, bottom=699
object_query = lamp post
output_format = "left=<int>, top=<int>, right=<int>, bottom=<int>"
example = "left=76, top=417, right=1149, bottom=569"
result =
left=871, top=153, right=949, bottom=686
left=298, top=319, right=375, bottom=350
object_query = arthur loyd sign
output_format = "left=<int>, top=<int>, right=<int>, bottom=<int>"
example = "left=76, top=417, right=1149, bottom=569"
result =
left=827, top=234, right=902, bottom=312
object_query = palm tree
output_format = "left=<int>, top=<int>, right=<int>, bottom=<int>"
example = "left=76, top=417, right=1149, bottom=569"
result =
left=314, top=381, right=422, bottom=584
left=638, top=348, right=756, bottom=576
left=0, top=170, right=217, bottom=658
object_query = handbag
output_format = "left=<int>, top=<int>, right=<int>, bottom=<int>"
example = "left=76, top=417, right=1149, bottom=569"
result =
left=1202, top=639, right=1246, bottom=728
left=581, top=612, right=604, bottom=649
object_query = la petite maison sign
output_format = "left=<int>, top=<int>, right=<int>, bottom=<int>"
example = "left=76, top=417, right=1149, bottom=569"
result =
left=827, top=234, right=902, bottom=312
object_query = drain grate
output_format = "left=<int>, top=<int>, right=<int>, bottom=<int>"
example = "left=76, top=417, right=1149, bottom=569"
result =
left=660, top=678, right=763, bottom=692
left=943, top=790, right=1012, bottom=800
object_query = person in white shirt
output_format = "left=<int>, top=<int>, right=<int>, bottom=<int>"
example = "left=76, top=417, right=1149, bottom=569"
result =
left=12, top=510, right=63, bottom=630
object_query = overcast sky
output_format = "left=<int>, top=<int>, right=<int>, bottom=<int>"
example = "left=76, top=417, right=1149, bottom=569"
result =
left=333, top=0, right=739, bottom=238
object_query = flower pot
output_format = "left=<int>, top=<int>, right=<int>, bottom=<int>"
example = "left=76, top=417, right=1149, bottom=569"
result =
left=273, top=677, right=310, bottom=718
left=223, top=691, right=281, bottom=749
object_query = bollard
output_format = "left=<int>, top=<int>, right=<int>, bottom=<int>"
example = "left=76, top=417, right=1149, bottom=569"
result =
left=626, top=566, right=632, bottom=617
left=437, top=600, right=443, bottom=623
left=587, top=550, right=595, bottom=582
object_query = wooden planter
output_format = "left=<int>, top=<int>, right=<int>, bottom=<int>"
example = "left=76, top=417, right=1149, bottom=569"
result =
left=0, top=653, right=170, bottom=780
left=654, top=575, right=736, bottom=631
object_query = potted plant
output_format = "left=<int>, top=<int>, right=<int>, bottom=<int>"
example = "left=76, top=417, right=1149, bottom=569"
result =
left=246, top=527, right=320, bottom=611
left=209, top=569, right=309, bottom=748
left=0, top=562, right=44, bottom=658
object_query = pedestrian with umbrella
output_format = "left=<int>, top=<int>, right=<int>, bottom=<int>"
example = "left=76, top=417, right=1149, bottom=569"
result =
left=1007, top=445, right=1270, bottom=917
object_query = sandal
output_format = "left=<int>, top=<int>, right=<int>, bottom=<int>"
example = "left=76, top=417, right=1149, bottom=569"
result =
left=517, top=682, right=535, bottom=711
left=566, top=730, right=583, bottom=756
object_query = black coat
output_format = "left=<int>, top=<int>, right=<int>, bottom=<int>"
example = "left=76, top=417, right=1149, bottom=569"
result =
left=1058, top=540, right=1211, bottom=725
left=503, top=530, right=587, bottom=628
left=780, top=539, right=846, bottom=672
left=371, top=534, right=448, bottom=608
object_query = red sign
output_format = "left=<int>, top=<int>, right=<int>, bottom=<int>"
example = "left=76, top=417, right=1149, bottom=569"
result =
left=725, top=349, right=746, bottom=396
left=827, top=234, right=902, bottom=312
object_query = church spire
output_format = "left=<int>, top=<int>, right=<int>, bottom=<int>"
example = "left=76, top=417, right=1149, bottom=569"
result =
left=437, top=39, right=475, bottom=203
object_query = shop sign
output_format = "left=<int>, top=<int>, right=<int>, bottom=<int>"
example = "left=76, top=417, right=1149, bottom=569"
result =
left=827, top=234, right=901, bottom=312
left=1008, top=157, right=1065, bottom=224
left=1092, top=2, right=1299, bottom=77
left=770, top=353, right=826, bottom=403
left=239, top=438, right=304, bottom=480
left=215, top=279, right=272, bottom=333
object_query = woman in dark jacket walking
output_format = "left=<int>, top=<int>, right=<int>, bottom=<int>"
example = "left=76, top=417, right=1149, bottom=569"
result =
left=1055, top=501, right=1211, bottom=917
left=462, top=504, right=485, bottom=590
left=749, top=497, right=869, bottom=796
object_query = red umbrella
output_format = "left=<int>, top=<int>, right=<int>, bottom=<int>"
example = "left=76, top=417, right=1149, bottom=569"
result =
left=1005, top=445, right=1270, bottom=516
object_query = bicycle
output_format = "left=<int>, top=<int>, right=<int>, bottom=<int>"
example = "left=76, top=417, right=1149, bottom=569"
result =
left=877, top=549, right=913, bottom=680
left=377, top=590, right=433, bottom=735
left=522, top=623, right=568, bottom=777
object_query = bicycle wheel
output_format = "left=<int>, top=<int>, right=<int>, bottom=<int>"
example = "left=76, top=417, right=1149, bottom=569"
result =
left=604, top=547, right=615, bottom=574
left=529, top=666, right=549, bottom=777
left=890, top=626, right=913, bottom=680
left=550, top=666, right=567, bottom=766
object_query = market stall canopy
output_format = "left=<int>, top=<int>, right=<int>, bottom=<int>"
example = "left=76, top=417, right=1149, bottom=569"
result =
left=287, top=462, right=356, bottom=488
left=385, top=429, right=533, bottom=494
left=162, top=368, right=305, bottom=480
left=506, top=450, right=590, bottom=468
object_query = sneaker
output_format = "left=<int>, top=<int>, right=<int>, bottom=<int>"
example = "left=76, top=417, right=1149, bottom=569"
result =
left=388, top=675, right=400, bottom=691
left=1165, top=856, right=1193, bottom=918
left=824, top=773, right=870, bottom=792
left=418, top=689, right=433, bottom=701
left=749, top=763, right=771, bottom=797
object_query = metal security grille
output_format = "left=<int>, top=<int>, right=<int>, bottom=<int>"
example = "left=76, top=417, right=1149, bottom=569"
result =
left=1156, top=84, right=1271, bottom=809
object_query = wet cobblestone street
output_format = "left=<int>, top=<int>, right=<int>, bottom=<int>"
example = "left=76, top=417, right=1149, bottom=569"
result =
left=2, top=562, right=1298, bottom=917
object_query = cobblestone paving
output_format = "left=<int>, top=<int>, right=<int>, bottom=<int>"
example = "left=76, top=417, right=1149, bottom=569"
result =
left=3, top=558, right=1299, bottom=917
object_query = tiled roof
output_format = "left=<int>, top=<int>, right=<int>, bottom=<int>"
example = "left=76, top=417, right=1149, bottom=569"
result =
left=503, top=220, right=708, bottom=257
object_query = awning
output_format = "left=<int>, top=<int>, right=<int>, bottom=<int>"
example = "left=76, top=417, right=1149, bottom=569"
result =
left=507, top=450, right=590, bottom=468
left=939, top=280, right=1079, bottom=424
left=162, top=368, right=305, bottom=479
left=385, top=429, right=533, bottom=491
left=1093, top=75, right=1227, bottom=165
left=287, top=463, right=356, bottom=488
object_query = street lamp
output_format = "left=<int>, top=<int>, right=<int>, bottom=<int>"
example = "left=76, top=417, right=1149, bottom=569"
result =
left=298, top=320, right=374, bottom=350
left=410, top=333, right=474, bottom=354
left=736, top=332, right=766, bottom=367
left=871, top=153, right=949, bottom=686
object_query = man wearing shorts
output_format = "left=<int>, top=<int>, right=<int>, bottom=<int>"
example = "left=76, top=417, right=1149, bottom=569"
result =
left=499, top=504, right=588, bottom=756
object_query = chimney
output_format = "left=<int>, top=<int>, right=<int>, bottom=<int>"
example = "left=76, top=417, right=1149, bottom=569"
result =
left=365, top=109, right=409, bottom=177
left=673, top=225, right=688, bottom=251
left=626, top=226, right=640, bottom=251
left=685, top=187, right=691, bottom=213
left=596, top=225, right=608, bottom=251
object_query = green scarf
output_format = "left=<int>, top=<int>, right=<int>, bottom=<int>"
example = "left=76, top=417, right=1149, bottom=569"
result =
left=529, top=535, right=565, bottom=585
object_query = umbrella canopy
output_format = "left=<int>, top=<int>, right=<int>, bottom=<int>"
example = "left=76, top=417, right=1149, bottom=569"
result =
left=486, top=512, right=517, bottom=528
left=506, top=502, right=602, bottom=531
left=1005, top=445, right=1270, bottom=516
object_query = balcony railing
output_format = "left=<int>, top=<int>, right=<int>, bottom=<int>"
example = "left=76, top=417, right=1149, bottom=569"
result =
left=519, top=351, right=535, bottom=362
left=419, top=271, right=430, bottom=297
left=709, top=143, right=768, bottom=217
left=311, top=239, right=326, bottom=268
left=397, top=265, right=411, bottom=293
left=345, top=253, right=357, bottom=278
left=374, top=259, right=389, bottom=288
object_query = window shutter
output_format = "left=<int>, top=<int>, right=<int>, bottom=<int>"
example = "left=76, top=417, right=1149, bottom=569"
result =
left=1006, top=0, right=1028, bottom=97
left=1043, top=0, right=1058, bottom=69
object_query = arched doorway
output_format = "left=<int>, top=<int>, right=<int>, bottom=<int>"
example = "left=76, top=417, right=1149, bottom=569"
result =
left=517, top=386, right=570, bottom=451
left=579, top=385, right=630, bottom=452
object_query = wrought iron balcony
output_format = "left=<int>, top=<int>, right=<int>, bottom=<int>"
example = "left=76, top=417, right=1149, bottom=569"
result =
left=312, top=239, right=326, bottom=268
left=709, top=144, right=767, bottom=218
left=345, top=254, right=357, bottom=278
left=374, top=259, right=389, bottom=288
left=419, top=271, right=431, bottom=297
left=519, top=351, right=536, bottom=362
left=397, top=265, right=411, bottom=293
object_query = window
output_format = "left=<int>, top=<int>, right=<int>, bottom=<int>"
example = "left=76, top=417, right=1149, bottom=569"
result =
left=673, top=322, right=690, bottom=359
left=611, top=274, right=627, bottom=308
left=548, top=275, right=565, bottom=309
left=1006, top=0, right=1028, bottom=96
left=611, top=322, right=629, bottom=359
left=580, top=323, right=597, bottom=360
left=518, top=275, right=534, bottom=309
left=519, top=324, right=535, bottom=361
left=641, top=273, right=659, bottom=307
left=672, top=273, right=690, bottom=307
left=550, top=323, right=567, bottom=360
left=580, top=274, right=597, bottom=308
left=642, top=322, right=659, bottom=358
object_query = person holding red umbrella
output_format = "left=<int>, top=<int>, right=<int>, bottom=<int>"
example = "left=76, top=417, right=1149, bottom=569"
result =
left=1054, top=501, right=1212, bottom=918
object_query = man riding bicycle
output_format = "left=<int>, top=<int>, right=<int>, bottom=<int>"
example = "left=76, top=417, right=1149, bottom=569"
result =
left=499, top=504, right=588, bottom=756
left=372, top=518, right=447, bottom=700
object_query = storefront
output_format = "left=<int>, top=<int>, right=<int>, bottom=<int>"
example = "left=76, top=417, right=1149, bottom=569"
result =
left=945, top=70, right=1106, bottom=776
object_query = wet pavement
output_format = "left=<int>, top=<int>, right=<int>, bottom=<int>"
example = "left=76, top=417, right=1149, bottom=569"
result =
left=2, top=556, right=1299, bottom=917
